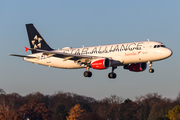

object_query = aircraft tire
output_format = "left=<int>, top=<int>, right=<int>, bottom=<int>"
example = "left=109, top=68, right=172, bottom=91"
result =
left=149, top=69, right=154, bottom=73
left=108, top=73, right=116, bottom=79
left=84, top=71, right=92, bottom=77
left=88, top=71, right=92, bottom=77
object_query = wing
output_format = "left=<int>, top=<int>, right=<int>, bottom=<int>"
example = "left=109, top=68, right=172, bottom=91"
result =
left=9, top=49, right=112, bottom=67
left=36, top=49, right=109, bottom=65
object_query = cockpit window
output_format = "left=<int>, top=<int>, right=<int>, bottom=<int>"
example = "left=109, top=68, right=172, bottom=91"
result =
left=161, top=45, right=166, bottom=47
left=153, top=44, right=166, bottom=48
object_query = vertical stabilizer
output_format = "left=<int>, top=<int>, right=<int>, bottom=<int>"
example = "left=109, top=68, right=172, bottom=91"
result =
left=26, top=24, right=53, bottom=53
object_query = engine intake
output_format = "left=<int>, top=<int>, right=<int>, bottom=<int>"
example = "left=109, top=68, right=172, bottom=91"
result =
left=124, top=63, right=147, bottom=72
left=91, top=58, right=110, bottom=70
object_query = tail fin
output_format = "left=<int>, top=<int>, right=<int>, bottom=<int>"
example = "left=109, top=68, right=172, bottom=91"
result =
left=26, top=24, right=53, bottom=54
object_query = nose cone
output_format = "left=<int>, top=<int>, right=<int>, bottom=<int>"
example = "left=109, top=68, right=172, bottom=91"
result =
left=164, top=48, right=173, bottom=58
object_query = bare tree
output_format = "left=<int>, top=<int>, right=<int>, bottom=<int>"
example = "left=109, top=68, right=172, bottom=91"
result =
left=0, top=89, right=5, bottom=94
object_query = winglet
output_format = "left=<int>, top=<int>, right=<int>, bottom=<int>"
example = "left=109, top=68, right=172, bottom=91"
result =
left=25, top=46, right=29, bottom=52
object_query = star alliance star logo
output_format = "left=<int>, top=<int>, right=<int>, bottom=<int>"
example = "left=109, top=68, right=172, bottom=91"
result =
left=31, top=35, right=42, bottom=49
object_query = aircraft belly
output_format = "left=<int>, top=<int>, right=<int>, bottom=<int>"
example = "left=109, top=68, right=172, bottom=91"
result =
left=50, top=57, right=84, bottom=69
left=123, top=54, right=149, bottom=64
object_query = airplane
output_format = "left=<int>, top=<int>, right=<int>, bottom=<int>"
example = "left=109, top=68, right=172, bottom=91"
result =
left=9, top=24, right=173, bottom=79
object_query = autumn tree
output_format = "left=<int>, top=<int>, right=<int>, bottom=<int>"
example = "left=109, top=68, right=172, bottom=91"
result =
left=66, top=104, right=86, bottom=120
left=18, top=100, right=52, bottom=120
left=0, top=92, right=23, bottom=120
left=167, top=105, right=180, bottom=120
left=0, top=109, right=25, bottom=120
left=0, top=93, right=22, bottom=112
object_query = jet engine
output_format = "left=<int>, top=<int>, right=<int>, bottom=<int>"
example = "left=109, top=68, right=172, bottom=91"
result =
left=91, top=58, right=110, bottom=70
left=124, top=63, right=147, bottom=72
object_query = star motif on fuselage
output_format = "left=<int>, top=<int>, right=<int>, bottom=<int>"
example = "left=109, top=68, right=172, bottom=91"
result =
left=31, top=35, right=42, bottom=49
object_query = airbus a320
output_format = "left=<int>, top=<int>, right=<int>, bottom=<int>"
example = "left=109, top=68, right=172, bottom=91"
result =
left=9, top=24, right=173, bottom=79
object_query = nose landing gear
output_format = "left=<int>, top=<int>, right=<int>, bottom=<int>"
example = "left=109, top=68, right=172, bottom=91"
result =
left=148, top=61, right=154, bottom=73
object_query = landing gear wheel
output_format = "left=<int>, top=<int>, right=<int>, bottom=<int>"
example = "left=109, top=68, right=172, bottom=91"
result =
left=84, top=71, right=92, bottom=77
left=148, top=61, right=154, bottom=73
left=88, top=71, right=92, bottom=77
left=149, top=69, right=154, bottom=73
left=108, top=73, right=116, bottom=79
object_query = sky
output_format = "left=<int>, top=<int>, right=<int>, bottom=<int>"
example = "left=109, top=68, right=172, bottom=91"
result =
left=0, top=1, right=180, bottom=100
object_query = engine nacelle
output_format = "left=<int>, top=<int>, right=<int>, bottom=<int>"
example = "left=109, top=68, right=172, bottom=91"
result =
left=91, top=58, right=110, bottom=70
left=124, top=63, right=147, bottom=72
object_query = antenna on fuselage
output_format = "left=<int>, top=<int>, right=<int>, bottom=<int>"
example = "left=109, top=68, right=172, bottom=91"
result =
left=147, top=38, right=150, bottom=41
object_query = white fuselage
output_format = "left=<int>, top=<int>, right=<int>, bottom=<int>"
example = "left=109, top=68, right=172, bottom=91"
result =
left=24, top=41, right=172, bottom=69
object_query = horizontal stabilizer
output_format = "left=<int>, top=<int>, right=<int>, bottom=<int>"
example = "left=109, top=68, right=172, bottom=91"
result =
left=8, top=54, right=37, bottom=58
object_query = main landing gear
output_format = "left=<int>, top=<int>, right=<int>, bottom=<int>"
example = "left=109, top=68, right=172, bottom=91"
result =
left=84, top=67, right=92, bottom=77
left=108, top=67, right=117, bottom=79
left=148, top=61, right=154, bottom=73
left=83, top=67, right=117, bottom=79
